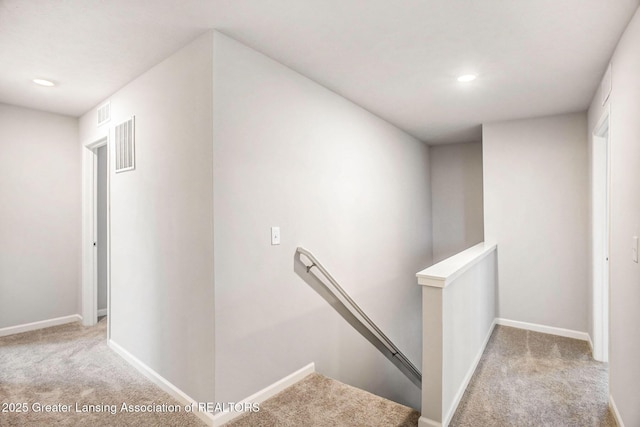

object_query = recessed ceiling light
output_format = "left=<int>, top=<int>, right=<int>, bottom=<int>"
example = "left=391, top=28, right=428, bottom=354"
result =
left=457, top=74, right=477, bottom=83
left=33, top=78, right=55, bottom=87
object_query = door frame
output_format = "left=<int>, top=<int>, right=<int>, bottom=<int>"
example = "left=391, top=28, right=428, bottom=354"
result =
left=592, top=107, right=610, bottom=362
left=82, top=134, right=111, bottom=339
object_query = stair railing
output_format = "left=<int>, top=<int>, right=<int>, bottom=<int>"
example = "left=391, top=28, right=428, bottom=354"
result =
left=294, top=246, right=421, bottom=388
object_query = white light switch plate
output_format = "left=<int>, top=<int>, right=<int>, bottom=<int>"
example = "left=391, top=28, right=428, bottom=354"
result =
left=633, top=236, right=638, bottom=263
left=271, top=227, right=280, bottom=245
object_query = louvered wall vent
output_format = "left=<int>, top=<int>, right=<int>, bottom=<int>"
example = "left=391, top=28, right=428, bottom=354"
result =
left=97, top=101, right=111, bottom=126
left=114, top=116, right=135, bottom=173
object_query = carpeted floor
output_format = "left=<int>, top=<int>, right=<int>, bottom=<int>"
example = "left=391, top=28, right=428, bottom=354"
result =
left=224, top=373, right=420, bottom=427
left=1, top=321, right=613, bottom=427
left=450, top=325, right=615, bottom=426
left=0, top=318, right=206, bottom=426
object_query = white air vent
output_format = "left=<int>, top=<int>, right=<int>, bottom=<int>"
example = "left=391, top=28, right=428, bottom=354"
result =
left=114, top=116, right=135, bottom=173
left=97, top=101, right=111, bottom=126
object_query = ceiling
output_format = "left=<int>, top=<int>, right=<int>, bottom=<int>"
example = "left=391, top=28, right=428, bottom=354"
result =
left=1, top=1, right=638, bottom=144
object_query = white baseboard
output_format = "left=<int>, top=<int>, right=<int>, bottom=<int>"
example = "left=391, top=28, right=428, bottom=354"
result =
left=419, top=319, right=592, bottom=427
left=97, top=308, right=108, bottom=317
left=108, top=339, right=214, bottom=426
left=496, top=318, right=589, bottom=342
left=0, top=314, right=82, bottom=338
left=418, top=416, right=442, bottom=427
left=442, top=318, right=497, bottom=426
left=610, top=394, right=625, bottom=427
left=213, top=363, right=315, bottom=427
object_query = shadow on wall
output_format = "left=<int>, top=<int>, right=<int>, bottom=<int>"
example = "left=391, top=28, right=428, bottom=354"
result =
left=429, top=141, right=484, bottom=263
left=293, top=248, right=422, bottom=388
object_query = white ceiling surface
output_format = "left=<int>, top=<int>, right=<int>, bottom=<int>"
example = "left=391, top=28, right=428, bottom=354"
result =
left=1, top=1, right=638, bottom=144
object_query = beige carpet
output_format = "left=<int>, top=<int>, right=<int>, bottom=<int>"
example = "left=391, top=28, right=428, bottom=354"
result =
left=3, top=320, right=613, bottom=426
left=0, top=318, right=206, bottom=426
left=224, top=373, right=420, bottom=427
left=450, top=325, right=615, bottom=426
left=225, top=325, right=613, bottom=427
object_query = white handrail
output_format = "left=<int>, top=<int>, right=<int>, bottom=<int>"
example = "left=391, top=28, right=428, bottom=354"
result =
left=295, top=246, right=421, bottom=387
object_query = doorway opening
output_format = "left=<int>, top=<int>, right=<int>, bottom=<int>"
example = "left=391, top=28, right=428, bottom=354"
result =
left=96, top=146, right=108, bottom=320
left=592, top=108, right=610, bottom=363
left=82, top=136, right=110, bottom=339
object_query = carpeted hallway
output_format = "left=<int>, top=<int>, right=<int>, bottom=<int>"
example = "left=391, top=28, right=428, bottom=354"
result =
left=0, top=318, right=206, bottom=426
left=1, top=321, right=614, bottom=426
left=450, top=325, right=615, bottom=426
left=226, top=326, right=614, bottom=427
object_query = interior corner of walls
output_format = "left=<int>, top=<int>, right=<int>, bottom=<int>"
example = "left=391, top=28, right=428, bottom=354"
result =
left=418, top=416, right=443, bottom=427
left=212, top=31, right=428, bottom=409
left=1, top=105, right=82, bottom=331
left=609, top=394, right=626, bottom=427
left=429, top=141, right=485, bottom=262
left=495, top=318, right=589, bottom=342
left=108, top=339, right=215, bottom=426
left=212, top=363, right=314, bottom=426
left=0, top=314, right=82, bottom=338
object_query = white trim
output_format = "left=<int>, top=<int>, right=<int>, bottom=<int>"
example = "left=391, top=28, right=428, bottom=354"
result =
left=442, top=319, right=497, bottom=426
left=591, top=106, right=611, bottom=363
left=418, top=318, right=589, bottom=427
left=105, top=139, right=111, bottom=340
left=496, top=318, right=589, bottom=342
left=0, top=314, right=82, bottom=338
left=97, top=308, right=108, bottom=317
left=418, top=416, right=442, bottom=427
left=601, top=63, right=612, bottom=106
left=108, top=339, right=214, bottom=426
left=82, top=145, right=96, bottom=326
left=213, top=363, right=316, bottom=426
left=594, top=105, right=611, bottom=136
left=587, top=334, right=594, bottom=353
left=417, top=242, right=497, bottom=288
left=82, top=135, right=110, bottom=331
left=610, top=394, right=625, bottom=427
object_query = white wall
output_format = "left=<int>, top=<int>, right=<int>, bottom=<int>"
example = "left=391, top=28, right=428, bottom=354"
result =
left=483, top=113, right=589, bottom=332
left=420, top=245, right=497, bottom=427
left=430, top=142, right=484, bottom=263
left=213, top=32, right=432, bottom=410
left=97, top=145, right=107, bottom=312
left=0, top=104, right=80, bottom=329
left=588, top=6, right=640, bottom=425
left=79, top=32, right=215, bottom=402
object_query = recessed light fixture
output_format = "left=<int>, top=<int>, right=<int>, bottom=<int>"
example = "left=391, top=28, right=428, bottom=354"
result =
left=457, top=74, right=477, bottom=83
left=33, top=78, right=55, bottom=87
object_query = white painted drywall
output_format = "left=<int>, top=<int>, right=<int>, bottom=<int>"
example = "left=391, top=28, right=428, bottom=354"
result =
left=97, top=145, right=107, bottom=313
left=0, top=103, right=80, bottom=328
left=213, top=32, right=432, bottom=410
left=588, top=6, right=640, bottom=425
left=419, top=244, right=496, bottom=427
left=79, top=32, right=215, bottom=402
left=441, top=249, right=496, bottom=424
left=483, top=113, right=589, bottom=332
left=590, top=133, right=609, bottom=362
left=430, top=142, right=484, bottom=263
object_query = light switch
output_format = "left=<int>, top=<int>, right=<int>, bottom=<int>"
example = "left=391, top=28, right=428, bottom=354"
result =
left=271, top=227, right=281, bottom=245
left=633, top=236, right=638, bottom=263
